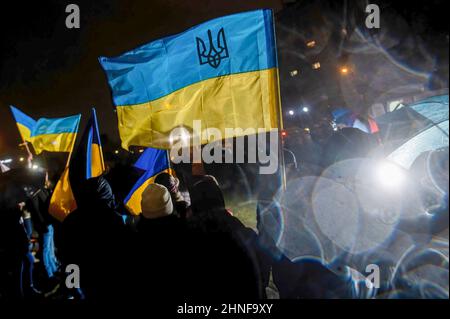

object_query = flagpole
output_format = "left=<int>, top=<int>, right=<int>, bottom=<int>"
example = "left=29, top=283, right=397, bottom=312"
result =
left=272, top=10, right=287, bottom=191
left=20, top=142, right=33, bottom=168
left=64, top=114, right=82, bottom=168
left=166, top=150, right=172, bottom=171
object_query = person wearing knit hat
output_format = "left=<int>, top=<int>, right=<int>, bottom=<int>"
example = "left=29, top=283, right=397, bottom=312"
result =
left=140, top=183, right=174, bottom=219
left=132, top=183, right=189, bottom=300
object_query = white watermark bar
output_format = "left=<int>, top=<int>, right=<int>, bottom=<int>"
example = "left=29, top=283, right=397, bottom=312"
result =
left=168, top=120, right=280, bottom=175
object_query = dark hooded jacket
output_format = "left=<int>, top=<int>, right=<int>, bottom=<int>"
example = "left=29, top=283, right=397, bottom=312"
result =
left=186, top=175, right=265, bottom=300
left=60, top=176, right=131, bottom=300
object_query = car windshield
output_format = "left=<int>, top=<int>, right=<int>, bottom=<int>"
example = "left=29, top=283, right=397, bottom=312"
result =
left=384, top=95, right=449, bottom=168
left=388, top=120, right=449, bottom=168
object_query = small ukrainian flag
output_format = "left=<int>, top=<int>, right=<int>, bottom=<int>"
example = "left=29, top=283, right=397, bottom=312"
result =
left=30, top=114, right=81, bottom=155
left=83, top=108, right=105, bottom=179
left=49, top=109, right=106, bottom=221
left=124, top=148, right=172, bottom=215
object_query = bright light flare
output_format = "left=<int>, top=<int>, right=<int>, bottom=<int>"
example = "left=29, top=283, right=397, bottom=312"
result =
left=375, top=161, right=405, bottom=190
left=302, top=106, right=309, bottom=113
left=180, top=132, right=190, bottom=144
left=288, top=110, right=295, bottom=116
left=169, top=128, right=191, bottom=146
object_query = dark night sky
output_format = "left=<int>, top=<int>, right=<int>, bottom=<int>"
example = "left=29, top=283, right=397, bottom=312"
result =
left=0, top=0, right=284, bottom=156
left=1, top=0, right=448, bottom=159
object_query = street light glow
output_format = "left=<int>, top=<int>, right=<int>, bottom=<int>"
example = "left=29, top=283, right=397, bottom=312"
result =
left=340, top=66, right=349, bottom=75
left=288, top=110, right=295, bottom=116
left=302, top=106, right=309, bottom=113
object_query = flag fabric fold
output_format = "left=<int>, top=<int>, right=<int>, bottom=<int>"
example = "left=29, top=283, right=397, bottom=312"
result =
left=99, top=9, right=280, bottom=150
left=9, top=106, right=37, bottom=143
left=124, top=148, right=172, bottom=215
left=48, top=167, right=77, bottom=222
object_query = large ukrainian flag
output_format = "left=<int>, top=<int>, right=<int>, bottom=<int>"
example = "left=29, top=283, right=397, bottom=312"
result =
left=9, top=106, right=37, bottom=143
left=31, top=115, right=81, bottom=154
left=99, top=9, right=280, bottom=150
left=124, top=148, right=172, bottom=215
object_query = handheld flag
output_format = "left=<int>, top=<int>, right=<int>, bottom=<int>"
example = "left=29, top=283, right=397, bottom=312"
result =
left=82, top=108, right=105, bottom=179
left=9, top=106, right=37, bottom=143
left=124, top=148, right=172, bottom=215
left=48, top=167, right=77, bottom=221
left=99, top=9, right=280, bottom=150
left=49, top=109, right=106, bottom=221
left=31, top=115, right=81, bottom=155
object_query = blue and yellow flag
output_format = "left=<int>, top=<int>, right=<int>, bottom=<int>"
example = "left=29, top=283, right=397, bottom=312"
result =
left=124, top=148, right=172, bottom=215
left=9, top=106, right=37, bottom=143
left=99, top=9, right=280, bottom=150
left=49, top=167, right=77, bottom=222
left=84, top=108, right=106, bottom=179
left=31, top=115, right=81, bottom=155
left=49, top=109, right=106, bottom=221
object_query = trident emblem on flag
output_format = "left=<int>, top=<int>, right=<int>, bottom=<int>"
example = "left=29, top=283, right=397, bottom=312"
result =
left=196, top=28, right=229, bottom=69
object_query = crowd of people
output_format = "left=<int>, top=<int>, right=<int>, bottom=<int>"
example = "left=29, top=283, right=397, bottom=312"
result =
left=0, top=163, right=349, bottom=300
left=1, top=115, right=449, bottom=301
left=1, top=163, right=281, bottom=301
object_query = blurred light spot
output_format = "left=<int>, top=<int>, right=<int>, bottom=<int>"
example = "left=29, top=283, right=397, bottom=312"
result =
left=306, top=40, right=316, bottom=48
left=316, top=159, right=402, bottom=254
left=375, top=161, right=405, bottom=190
left=340, top=66, right=349, bottom=75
